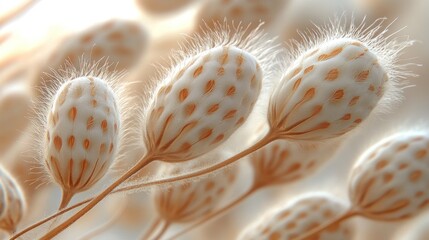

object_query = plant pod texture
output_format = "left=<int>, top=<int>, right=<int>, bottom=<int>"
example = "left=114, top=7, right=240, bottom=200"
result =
left=239, top=193, right=353, bottom=240
left=250, top=139, right=338, bottom=186
left=44, top=76, right=120, bottom=193
left=47, top=20, right=147, bottom=71
left=349, top=132, right=429, bottom=220
left=145, top=46, right=262, bottom=161
left=269, top=38, right=386, bottom=140
left=153, top=161, right=238, bottom=222
left=0, top=167, right=26, bottom=233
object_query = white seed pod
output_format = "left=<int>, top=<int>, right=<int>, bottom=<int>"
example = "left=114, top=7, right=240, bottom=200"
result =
left=143, top=25, right=278, bottom=161
left=196, top=0, right=288, bottom=30
left=51, top=20, right=147, bottom=71
left=250, top=139, right=338, bottom=187
left=269, top=19, right=413, bottom=141
left=43, top=76, right=120, bottom=195
left=135, top=0, right=196, bottom=14
left=153, top=159, right=238, bottom=223
left=349, top=131, right=429, bottom=221
left=239, top=193, right=354, bottom=240
left=0, top=167, right=26, bottom=233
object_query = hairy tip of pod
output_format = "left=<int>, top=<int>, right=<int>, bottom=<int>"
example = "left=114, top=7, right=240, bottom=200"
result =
left=239, top=193, right=352, bottom=240
left=43, top=76, right=120, bottom=193
left=144, top=45, right=263, bottom=162
left=349, top=131, right=429, bottom=221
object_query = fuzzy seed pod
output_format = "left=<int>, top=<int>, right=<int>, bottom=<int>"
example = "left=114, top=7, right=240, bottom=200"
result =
left=269, top=19, right=412, bottom=141
left=44, top=76, right=120, bottom=195
left=154, top=159, right=238, bottom=223
left=250, top=139, right=338, bottom=187
left=144, top=45, right=262, bottom=161
left=349, top=131, right=429, bottom=221
left=239, top=193, right=354, bottom=240
left=0, top=167, right=26, bottom=233
left=270, top=38, right=387, bottom=140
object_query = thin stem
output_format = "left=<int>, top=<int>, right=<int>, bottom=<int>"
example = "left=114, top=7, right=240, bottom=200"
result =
left=39, top=155, right=154, bottom=239
left=168, top=186, right=259, bottom=240
left=294, top=210, right=357, bottom=240
left=140, top=218, right=162, bottom=240
left=120, top=132, right=276, bottom=193
left=78, top=202, right=125, bottom=240
left=59, top=190, right=75, bottom=210
left=151, top=221, right=170, bottom=240
left=11, top=132, right=277, bottom=239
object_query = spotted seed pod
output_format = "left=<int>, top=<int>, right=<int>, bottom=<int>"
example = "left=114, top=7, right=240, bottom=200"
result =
left=196, top=0, right=288, bottom=31
left=44, top=76, right=120, bottom=195
left=154, top=158, right=238, bottom=223
left=349, top=131, right=429, bottom=221
left=269, top=38, right=388, bottom=141
left=239, top=193, right=354, bottom=240
left=0, top=167, right=26, bottom=233
left=50, top=20, right=147, bottom=71
left=135, top=0, right=196, bottom=14
left=144, top=45, right=262, bottom=161
left=250, top=139, right=338, bottom=187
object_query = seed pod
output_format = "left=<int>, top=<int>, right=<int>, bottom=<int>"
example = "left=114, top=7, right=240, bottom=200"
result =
left=0, top=167, right=26, bottom=233
left=250, top=139, right=338, bottom=187
left=31, top=20, right=148, bottom=95
left=239, top=193, right=353, bottom=240
left=51, top=20, right=147, bottom=71
left=144, top=45, right=262, bottom=161
left=154, top=159, right=238, bottom=223
left=196, top=0, right=288, bottom=31
left=44, top=76, right=120, bottom=196
left=135, top=0, right=196, bottom=14
left=349, top=131, right=429, bottom=221
left=269, top=38, right=387, bottom=140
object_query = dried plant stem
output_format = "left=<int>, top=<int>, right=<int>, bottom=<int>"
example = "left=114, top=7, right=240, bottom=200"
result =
left=0, top=0, right=40, bottom=26
left=168, top=186, right=259, bottom=240
left=151, top=221, right=170, bottom=240
left=59, top=190, right=75, bottom=210
left=140, top=218, right=162, bottom=240
left=294, top=210, right=357, bottom=240
left=39, top=155, right=154, bottom=239
left=12, top=132, right=277, bottom=238
left=121, top=131, right=277, bottom=193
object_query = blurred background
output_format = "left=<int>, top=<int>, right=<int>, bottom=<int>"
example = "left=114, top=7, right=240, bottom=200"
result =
left=0, top=0, right=428, bottom=239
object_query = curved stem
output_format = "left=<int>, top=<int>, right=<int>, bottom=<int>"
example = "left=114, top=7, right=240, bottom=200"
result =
left=152, top=221, right=170, bottom=240
left=59, top=190, right=75, bottom=210
left=39, top=155, right=154, bottom=239
left=294, top=210, right=357, bottom=240
left=12, top=132, right=276, bottom=238
left=120, top=132, right=276, bottom=193
left=168, top=186, right=259, bottom=240
left=140, top=218, right=161, bottom=240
